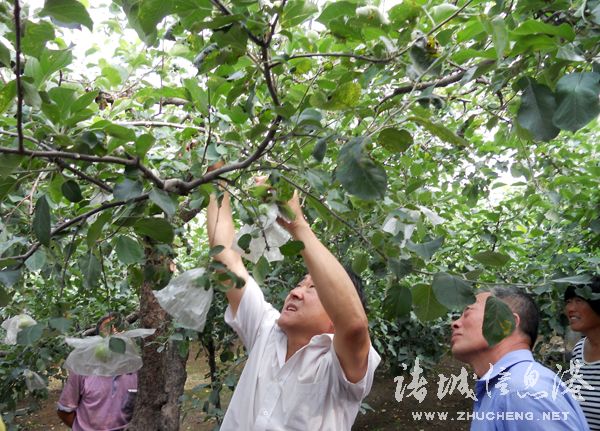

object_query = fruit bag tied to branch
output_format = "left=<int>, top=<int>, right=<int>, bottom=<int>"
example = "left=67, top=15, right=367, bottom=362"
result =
left=1, top=314, right=37, bottom=345
left=153, top=268, right=213, bottom=332
left=233, top=203, right=291, bottom=263
left=64, top=328, right=155, bottom=376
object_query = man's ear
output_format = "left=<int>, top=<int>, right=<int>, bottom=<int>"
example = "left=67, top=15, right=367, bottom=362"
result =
left=512, top=312, right=521, bottom=328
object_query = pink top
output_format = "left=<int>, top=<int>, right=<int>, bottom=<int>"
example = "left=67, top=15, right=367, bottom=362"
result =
left=57, top=372, right=137, bottom=431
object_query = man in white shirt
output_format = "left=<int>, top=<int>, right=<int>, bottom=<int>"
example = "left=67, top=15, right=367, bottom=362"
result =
left=207, top=185, right=380, bottom=430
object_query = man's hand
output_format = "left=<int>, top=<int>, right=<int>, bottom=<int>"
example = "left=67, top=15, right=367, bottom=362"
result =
left=276, top=191, right=309, bottom=237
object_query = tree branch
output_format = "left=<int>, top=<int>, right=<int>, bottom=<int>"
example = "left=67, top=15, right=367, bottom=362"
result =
left=273, top=51, right=397, bottom=67
left=378, top=60, right=494, bottom=107
left=12, top=194, right=150, bottom=265
left=13, top=0, right=24, bottom=153
left=175, top=115, right=283, bottom=194
left=210, top=0, right=265, bottom=47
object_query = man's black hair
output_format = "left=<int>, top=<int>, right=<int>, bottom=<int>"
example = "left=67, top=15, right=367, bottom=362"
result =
left=491, top=286, right=539, bottom=348
left=564, top=275, right=600, bottom=316
left=343, top=266, right=368, bottom=314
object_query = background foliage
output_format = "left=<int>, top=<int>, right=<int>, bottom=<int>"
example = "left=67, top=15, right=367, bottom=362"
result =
left=0, top=0, right=598, bottom=427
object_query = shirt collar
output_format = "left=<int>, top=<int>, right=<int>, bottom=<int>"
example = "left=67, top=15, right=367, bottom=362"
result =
left=479, top=349, right=533, bottom=383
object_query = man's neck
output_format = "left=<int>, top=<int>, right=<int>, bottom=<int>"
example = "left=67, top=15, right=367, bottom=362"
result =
left=470, top=340, right=531, bottom=377
left=285, top=333, right=312, bottom=361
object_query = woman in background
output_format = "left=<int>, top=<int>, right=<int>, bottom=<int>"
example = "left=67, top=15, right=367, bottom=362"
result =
left=565, top=275, right=600, bottom=431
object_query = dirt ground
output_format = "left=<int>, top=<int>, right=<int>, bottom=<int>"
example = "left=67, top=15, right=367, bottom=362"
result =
left=15, top=354, right=472, bottom=430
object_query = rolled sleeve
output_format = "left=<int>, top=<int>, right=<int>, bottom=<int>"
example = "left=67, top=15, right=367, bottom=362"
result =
left=224, top=277, right=279, bottom=351
left=330, top=341, right=381, bottom=401
left=57, top=371, right=82, bottom=411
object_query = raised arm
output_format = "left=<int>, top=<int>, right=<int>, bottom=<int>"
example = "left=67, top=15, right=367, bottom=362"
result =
left=278, top=192, right=370, bottom=383
left=207, top=188, right=249, bottom=316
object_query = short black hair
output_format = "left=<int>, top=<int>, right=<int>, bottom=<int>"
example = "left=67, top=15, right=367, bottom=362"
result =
left=491, top=286, right=539, bottom=348
left=94, top=312, right=120, bottom=336
left=564, top=275, right=600, bottom=316
left=343, top=266, right=368, bottom=314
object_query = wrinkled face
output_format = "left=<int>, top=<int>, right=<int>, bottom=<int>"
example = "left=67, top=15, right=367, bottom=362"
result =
left=451, top=292, right=490, bottom=363
left=277, top=275, right=334, bottom=336
left=565, top=296, right=600, bottom=334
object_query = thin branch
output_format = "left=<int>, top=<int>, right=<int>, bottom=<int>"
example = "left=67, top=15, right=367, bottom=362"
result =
left=264, top=0, right=287, bottom=46
left=11, top=194, right=150, bottom=265
left=13, top=0, right=24, bottom=153
left=210, top=0, right=265, bottom=47
left=261, top=45, right=280, bottom=106
left=115, top=120, right=203, bottom=131
left=178, top=116, right=283, bottom=194
left=0, top=129, right=114, bottom=192
left=378, top=60, right=494, bottom=107
left=274, top=51, right=397, bottom=67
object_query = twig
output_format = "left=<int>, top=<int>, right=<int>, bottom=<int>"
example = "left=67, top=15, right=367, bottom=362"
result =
left=11, top=194, right=150, bottom=265
left=13, top=0, right=24, bottom=153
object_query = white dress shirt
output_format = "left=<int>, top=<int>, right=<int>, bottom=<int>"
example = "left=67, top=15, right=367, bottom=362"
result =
left=221, top=277, right=381, bottom=431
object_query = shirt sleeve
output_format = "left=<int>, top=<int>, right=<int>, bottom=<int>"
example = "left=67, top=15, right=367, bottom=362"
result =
left=329, top=341, right=381, bottom=401
left=57, top=371, right=82, bottom=412
left=224, top=277, right=279, bottom=352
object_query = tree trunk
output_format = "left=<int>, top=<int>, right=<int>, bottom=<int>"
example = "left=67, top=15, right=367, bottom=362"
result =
left=127, top=251, right=188, bottom=430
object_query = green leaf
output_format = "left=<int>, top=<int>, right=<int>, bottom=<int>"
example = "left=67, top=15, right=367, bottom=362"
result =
left=377, top=128, right=413, bottom=153
left=512, top=20, right=575, bottom=41
left=149, top=188, right=177, bottom=218
left=115, top=236, right=145, bottom=265
left=138, top=0, right=174, bottom=35
left=281, top=0, right=319, bottom=28
left=21, top=21, right=55, bottom=57
left=33, top=195, right=51, bottom=246
left=49, top=317, right=72, bottom=333
left=516, top=78, right=559, bottom=142
left=61, top=180, right=83, bottom=202
left=134, top=218, right=175, bottom=243
left=389, top=259, right=413, bottom=278
left=209, top=245, right=225, bottom=257
left=109, top=336, right=127, bottom=354
left=0, top=40, right=11, bottom=67
left=553, top=72, right=600, bottom=132
left=409, top=116, right=468, bottom=147
left=383, top=285, right=412, bottom=318
left=336, top=137, right=387, bottom=200
left=40, top=0, right=94, bottom=31
left=113, top=179, right=143, bottom=201
left=552, top=274, right=593, bottom=284
left=71, top=90, right=98, bottom=113
left=406, top=237, right=444, bottom=261
left=432, top=272, right=475, bottom=310
left=0, top=80, right=17, bottom=114
left=79, top=252, right=101, bottom=288
left=0, top=154, right=23, bottom=179
left=253, top=256, right=269, bottom=284
left=135, top=134, right=155, bottom=158
left=279, top=240, right=305, bottom=256
left=16, top=324, right=44, bottom=346
left=0, top=286, right=11, bottom=307
left=311, top=82, right=361, bottom=110
left=312, top=137, right=328, bottom=162
left=411, top=283, right=447, bottom=321
left=352, top=253, right=369, bottom=274
left=474, top=251, right=511, bottom=267
left=483, top=296, right=516, bottom=347
left=0, top=270, right=20, bottom=287
left=87, top=211, right=112, bottom=248
left=25, top=250, right=47, bottom=272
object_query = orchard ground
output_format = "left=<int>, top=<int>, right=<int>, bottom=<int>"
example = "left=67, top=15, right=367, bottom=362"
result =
left=16, top=351, right=471, bottom=431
